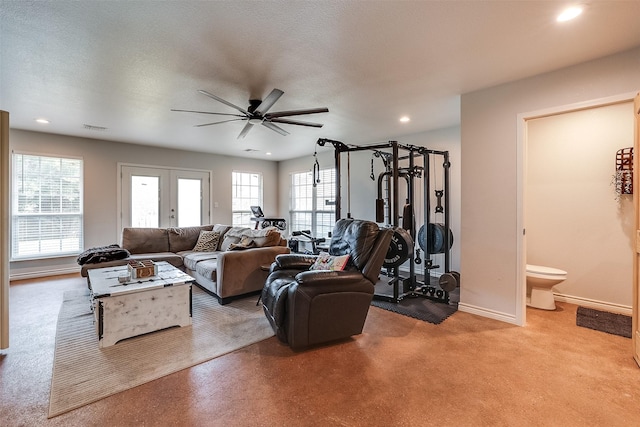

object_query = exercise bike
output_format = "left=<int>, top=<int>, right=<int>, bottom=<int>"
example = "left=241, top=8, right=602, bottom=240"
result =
left=289, top=230, right=326, bottom=255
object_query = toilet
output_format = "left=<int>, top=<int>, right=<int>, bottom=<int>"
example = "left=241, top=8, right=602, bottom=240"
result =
left=526, top=264, right=567, bottom=310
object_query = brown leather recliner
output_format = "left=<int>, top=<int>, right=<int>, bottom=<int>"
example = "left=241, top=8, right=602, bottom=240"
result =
left=262, top=218, right=393, bottom=350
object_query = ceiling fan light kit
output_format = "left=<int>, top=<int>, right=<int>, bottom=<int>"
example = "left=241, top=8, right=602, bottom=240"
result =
left=172, top=89, right=329, bottom=139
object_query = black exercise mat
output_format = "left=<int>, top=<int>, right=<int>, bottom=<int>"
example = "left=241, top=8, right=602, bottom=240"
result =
left=576, top=306, right=631, bottom=338
left=372, top=279, right=458, bottom=325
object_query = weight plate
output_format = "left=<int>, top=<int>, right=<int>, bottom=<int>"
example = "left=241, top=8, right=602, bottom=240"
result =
left=450, top=271, right=461, bottom=287
left=418, top=223, right=454, bottom=254
left=383, top=228, right=414, bottom=268
left=439, top=273, right=457, bottom=292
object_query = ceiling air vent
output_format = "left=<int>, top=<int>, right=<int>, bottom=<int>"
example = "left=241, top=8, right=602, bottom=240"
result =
left=244, top=148, right=259, bottom=153
left=83, top=124, right=108, bottom=131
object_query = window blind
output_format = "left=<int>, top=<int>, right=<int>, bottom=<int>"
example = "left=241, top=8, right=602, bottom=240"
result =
left=12, top=153, right=83, bottom=259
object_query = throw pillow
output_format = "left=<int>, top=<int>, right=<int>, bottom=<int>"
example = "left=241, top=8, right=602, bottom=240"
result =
left=309, top=252, right=350, bottom=271
left=228, top=235, right=256, bottom=251
left=220, top=226, right=250, bottom=251
left=243, top=227, right=282, bottom=247
left=192, top=231, right=221, bottom=252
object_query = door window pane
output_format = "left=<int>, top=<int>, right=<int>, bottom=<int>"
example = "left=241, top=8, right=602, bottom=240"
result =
left=131, top=176, right=159, bottom=227
left=178, top=178, right=201, bottom=227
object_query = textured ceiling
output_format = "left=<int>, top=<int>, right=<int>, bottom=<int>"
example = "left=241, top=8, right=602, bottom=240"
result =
left=1, top=1, right=640, bottom=161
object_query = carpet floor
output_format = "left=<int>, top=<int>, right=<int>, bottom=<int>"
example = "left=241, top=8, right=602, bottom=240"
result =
left=48, top=285, right=274, bottom=418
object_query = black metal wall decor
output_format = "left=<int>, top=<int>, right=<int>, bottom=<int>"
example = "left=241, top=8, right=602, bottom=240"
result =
left=614, top=147, right=633, bottom=196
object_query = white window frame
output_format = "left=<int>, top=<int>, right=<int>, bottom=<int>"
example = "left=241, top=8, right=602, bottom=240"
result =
left=231, top=171, right=263, bottom=227
left=289, top=168, right=336, bottom=238
left=11, top=151, right=84, bottom=260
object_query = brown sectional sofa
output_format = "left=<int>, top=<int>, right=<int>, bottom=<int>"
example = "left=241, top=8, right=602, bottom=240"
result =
left=80, top=224, right=289, bottom=304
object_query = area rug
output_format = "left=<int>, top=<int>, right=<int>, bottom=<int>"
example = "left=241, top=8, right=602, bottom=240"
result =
left=49, top=286, right=274, bottom=418
left=576, top=306, right=631, bottom=338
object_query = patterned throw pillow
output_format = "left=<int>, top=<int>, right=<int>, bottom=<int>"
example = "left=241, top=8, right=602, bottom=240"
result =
left=192, top=231, right=221, bottom=252
left=309, top=252, right=350, bottom=271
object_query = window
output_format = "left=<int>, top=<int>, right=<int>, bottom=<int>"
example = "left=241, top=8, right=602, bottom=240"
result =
left=12, top=153, right=83, bottom=260
left=290, top=168, right=336, bottom=238
left=232, top=171, right=262, bottom=227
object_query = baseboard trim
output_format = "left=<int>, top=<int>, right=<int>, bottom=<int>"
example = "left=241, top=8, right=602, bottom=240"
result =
left=554, top=292, right=632, bottom=316
left=9, top=266, right=81, bottom=281
left=458, top=302, right=520, bottom=325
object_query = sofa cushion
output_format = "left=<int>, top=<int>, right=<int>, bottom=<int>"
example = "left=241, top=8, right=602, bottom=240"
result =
left=192, top=230, right=221, bottom=252
left=122, top=228, right=170, bottom=254
left=195, top=259, right=218, bottom=282
left=181, top=251, right=220, bottom=271
left=212, top=224, right=232, bottom=250
left=167, top=225, right=214, bottom=252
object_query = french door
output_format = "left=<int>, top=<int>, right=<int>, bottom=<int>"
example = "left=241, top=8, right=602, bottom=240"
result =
left=120, top=165, right=210, bottom=229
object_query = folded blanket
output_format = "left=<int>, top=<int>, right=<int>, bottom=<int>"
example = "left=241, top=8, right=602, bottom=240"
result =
left=77, top=244, right=130, bottom=265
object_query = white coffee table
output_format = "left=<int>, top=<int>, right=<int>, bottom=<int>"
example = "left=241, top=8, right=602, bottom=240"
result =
left=88, top=261, right=194, bottom=348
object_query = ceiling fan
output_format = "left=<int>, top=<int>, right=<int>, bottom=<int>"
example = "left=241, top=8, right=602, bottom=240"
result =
left=172, top=89, right=329, bottom=139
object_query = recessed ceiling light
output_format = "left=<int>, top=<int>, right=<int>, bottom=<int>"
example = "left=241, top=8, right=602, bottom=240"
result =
left=35, top=118, right=50, bottom=124
left=266, top=152, right=272, bottom=156
left=557, top=6, right=583, bottom=22
left=399, top=116, right=410, bottom=123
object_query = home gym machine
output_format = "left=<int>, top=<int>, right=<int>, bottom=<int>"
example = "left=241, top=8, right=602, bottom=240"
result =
left=317, top=138, right=457, bottom=304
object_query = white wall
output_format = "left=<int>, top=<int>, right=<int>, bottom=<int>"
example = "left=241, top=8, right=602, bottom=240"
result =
left=9, top=129, right=279, bottom=279
left=278, top=126, right=461, bottom=273
left=527, top=102, right=634, bottom=308
left=461, top=46, right=640, bottom=324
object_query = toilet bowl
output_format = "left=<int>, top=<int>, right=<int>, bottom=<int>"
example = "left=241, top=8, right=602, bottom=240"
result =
left=526, top=264, right=567, bottom=310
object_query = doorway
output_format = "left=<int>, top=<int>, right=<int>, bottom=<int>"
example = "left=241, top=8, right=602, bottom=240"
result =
left=516, top=94, right=633, bottom=325
left=119, top=164, right=211, bottom=230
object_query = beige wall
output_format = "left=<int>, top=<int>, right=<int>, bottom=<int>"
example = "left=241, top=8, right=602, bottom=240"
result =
left=9, top=129, right=279, bottom=279
left=461, top=47, right=640, bottom=323
left=527, top=102, right=634, bottom=308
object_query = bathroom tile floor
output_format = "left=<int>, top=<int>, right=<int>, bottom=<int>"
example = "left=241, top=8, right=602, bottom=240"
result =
left=2, top=274, right=639, bottom=426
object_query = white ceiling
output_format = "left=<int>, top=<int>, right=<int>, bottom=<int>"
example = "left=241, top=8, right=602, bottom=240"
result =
left=2, top=1, right=640, bottom=161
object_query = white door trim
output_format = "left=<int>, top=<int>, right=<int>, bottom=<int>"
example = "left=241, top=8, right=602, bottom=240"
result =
left=516, top=91, right=638, bottom=326
left=117, top=162, right=212, bottom=235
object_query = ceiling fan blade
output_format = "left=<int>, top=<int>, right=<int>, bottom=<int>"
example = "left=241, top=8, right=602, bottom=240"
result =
left=237, top=121, right=254, bottom=139
left=198, top=90, right=250, bottom=115
left=268, top=118, right=324, bottom=128
left=265, top=107, right=329, bottom=119
left=195, top=118, right=245, bottom=128
left=254, top=88, right=284, bottom=115
left=171, top=109, right=245, bottom=118
left=262, top=121, right=290, bottom=136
